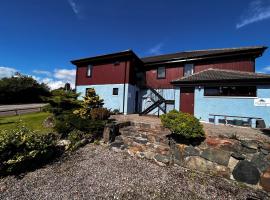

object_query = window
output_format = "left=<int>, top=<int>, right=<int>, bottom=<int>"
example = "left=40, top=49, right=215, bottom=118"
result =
left=113, top=88, right=119, bottom=95
left=157, top=67, right=166, bottom=79
left=204, top=86, right=257, bottom=97
left=184, top=64, right=194, bottom=76
left=87, top=65, right=92, bottom=77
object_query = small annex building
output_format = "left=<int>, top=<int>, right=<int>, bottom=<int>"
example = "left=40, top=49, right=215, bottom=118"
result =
left=71, top=46, right=270, bottom=128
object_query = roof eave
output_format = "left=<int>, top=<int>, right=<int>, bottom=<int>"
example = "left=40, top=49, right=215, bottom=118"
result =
left=143, top=47, right=268, bottom=66
left=71, top=50, right=141, bottom=65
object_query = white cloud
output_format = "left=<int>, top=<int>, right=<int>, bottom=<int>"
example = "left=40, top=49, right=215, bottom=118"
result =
left=236, top=0, right=270, bottom=29
left=261, top=66, right=270, bottom=72
left=147, top=43, right=163, bottom=55
left=54, top=69, right=76, bottom=82
left=67, top=0, right=83, bottom=19
left=33, top=70, right=52, bottom=77
left=40, top=78, right=68, bottom=90
left=0, top=66, right=17, bottom=78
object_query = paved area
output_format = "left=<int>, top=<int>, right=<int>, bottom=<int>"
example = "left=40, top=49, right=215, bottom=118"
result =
left=0, top=103, right=47, bottom=116
left=0, top=144, right=268, bottom=200
left=111, top=114, right=270, bottom=142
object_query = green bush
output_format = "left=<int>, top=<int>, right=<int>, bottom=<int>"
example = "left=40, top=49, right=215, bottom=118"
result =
left=67, top=129, right=89, bottom=151
left=54, top=113, right=106, bottom=138
left=0, top=126, right=57, bottom=174
left=160, top=110, right=205, bottom=140
left=90, top=108, right=111, bottom=120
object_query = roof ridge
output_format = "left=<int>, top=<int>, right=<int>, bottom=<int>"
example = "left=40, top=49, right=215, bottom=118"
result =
left=141, top=46, right=267, bottom=59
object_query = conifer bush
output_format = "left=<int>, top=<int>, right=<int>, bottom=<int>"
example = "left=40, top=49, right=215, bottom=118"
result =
left=160, top=110, right=205, bottom=140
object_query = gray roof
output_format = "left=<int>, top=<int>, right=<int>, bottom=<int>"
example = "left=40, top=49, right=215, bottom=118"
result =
left=141, top=46, right=267, bottom=64
left=172, top=69, right=270, bottom=84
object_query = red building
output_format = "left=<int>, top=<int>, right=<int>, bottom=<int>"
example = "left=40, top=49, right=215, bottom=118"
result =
left=72, top=46, right=270, bottom=128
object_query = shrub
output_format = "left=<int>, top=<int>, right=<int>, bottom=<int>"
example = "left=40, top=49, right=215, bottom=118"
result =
left=0, top=126, right=57, bottom=174
left=160, top=110, right=205, bottom=140
left=73, top=88, right=104, bottom=119
left=90, top=108, right=111, bottom=120
left=54, top=113, right=106, bottom=138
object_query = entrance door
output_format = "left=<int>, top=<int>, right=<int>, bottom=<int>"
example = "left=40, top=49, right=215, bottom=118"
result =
left=180, top=87, right=194, bottom=115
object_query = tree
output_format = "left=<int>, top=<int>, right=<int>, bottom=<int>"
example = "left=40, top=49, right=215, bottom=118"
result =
left=73, top=88, right=104, bottom=119
left=0, top=75, right=50, bottom=104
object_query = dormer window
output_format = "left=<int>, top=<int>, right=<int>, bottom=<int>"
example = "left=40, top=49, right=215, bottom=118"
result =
left=157, top=67, right=166, bottom=79
left=184, top=64, right=194, bottom=76
left=87, top=65, right=92, bottom=77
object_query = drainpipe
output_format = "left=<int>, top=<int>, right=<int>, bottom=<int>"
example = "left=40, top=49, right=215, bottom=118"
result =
left=123, top=61, right=127, bottom=114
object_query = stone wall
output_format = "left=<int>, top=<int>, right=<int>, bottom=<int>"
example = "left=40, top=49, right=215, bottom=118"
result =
left=103, top=121, right=270, bottom=192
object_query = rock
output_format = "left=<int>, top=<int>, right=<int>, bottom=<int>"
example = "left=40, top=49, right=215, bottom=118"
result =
left=146, top=134, right=156, bottom=143
left=134, top=137, right=148, bottom=144
left=251, top=153, right=270, bottom=172
left=144, top=151, right=156, bottom=160
left=260, top=148, right=269, bottom=155
left=127, top=146, right=145, bottom=156
left=110, top=141, right=124, bottom=148
left=206, top=137, right=235, bottom=147
left=136, top=152, right=145, bottom=159
left=174, top=144, right=186, bottom=162
left=183, top=146, right=200, bottom=157
left=260, top=167, right=270, bottom=192
left=240, top=146, right=257, bottom=154
left=154, top=144, right=170, bottom=155
left=43, top=115, right=54, bottom=128
left=228, top=157, right=239, bottom=172
left=231, top=152, right=245, bottom=160
left=261, top=143, right=270, bottom=152
left=201, top=148, right=231, bottom=166
left=185, top=156, right=230, bottom=178
left=154, top=154, right=170, bottom=165
left=241, top=140, right=258, bottom=150
left=232, top=160, right=260, bottom=185
left=57, top=139, right=71, bottom=150
left=115, top=136, right=123, bottom=142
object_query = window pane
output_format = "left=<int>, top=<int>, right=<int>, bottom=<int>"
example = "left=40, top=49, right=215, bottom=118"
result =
left=113, top=88, right=119, bottom=95
left=87, top=65, right=92, bottom=77
left=157, top=67, right=165, bottom=78
left=204, top=86, right=257, bottom=97
left=184, top=64, right=194, bottom=76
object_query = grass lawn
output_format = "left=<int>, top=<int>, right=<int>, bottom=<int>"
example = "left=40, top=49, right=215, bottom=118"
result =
left=0, top=112, right=52, bottom=131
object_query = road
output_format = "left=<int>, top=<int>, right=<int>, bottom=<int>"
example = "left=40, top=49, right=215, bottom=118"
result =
left=0, top=103, right=47, bottom=116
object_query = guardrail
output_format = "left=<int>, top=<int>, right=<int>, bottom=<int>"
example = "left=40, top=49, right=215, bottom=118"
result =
left=0, top=107, right=43, bottom=116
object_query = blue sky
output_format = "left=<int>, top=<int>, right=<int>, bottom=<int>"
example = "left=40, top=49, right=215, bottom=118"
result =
left=0, top=0, right=270, bottom=89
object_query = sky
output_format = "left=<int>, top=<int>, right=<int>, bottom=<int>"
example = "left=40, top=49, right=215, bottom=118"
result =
left=0, top=0, right=270, bottom=89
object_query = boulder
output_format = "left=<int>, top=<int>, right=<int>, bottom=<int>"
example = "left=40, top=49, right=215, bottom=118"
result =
left=241, top=140, right=258, bottom=150
left=232, top=160, right=260, bottom=185
left=260, top=167, right=270, bottom=192
left=110, top=141, right=124, bottom=148
left=231, top=152, right=245, bottom=160
left=134, top=137, right=148, bottom=144
left=251, top=153, right=270, bottom=172
left=201, top=148, right=231, bottom=166
left=174, top=144, right=186, bottom=162
left=261, top=143, right=270, bottom=152
left=183, top=146, right=200, bottom=157
left=154, top=154, right=170, bottom=166
left=185, top=156, right=230, bottom=178
left=228, top=156, right=239, bottom=172
left=144, top=151, right=156, bottom=160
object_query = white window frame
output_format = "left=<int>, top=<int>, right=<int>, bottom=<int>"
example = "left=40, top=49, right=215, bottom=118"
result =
left=184, top=64, right=194, bottom=76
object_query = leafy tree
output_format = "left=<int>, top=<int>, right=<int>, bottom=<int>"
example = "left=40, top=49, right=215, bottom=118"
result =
left=73, top=88, right=104, bottom=119
left=0, top=74, right=50, bottom=104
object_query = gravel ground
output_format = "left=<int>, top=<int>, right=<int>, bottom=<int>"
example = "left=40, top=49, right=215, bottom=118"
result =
left=0, top=144, right=269, bottom=200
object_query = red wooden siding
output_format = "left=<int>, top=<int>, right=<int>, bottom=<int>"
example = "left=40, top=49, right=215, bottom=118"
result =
left=145, top=57, right=255, bottom=88
left=145, top=64, right=183, bottom=88
left=194, top=58, right=255, bottom=73
left=76, top=60, right=133, bottom=85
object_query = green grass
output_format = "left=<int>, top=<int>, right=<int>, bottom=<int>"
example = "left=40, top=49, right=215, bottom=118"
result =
left=0, top=112, right=52, bottom=131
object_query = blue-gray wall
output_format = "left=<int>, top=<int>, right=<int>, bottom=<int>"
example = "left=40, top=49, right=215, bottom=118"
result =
left=76, top=84, right=138, bottom=114
left=194, top=86, right=270, bottom=127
